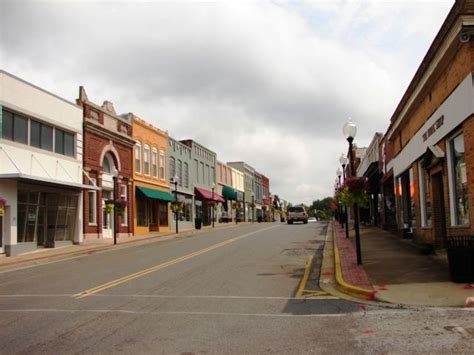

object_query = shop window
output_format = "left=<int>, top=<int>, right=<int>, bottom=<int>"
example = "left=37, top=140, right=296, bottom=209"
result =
left=178, top=195, right=192, bottom=222
left=450, top=133, right=469, bottom=225
left=137, top=195, right=148, bottom=226
left=419, top=163, right=432, bottom=227
left=135, top=143, right=142, bottom=174
left=159, top=203, right=168, bottom=226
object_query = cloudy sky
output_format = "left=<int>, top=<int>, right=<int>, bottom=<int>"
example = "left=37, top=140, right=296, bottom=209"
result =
left=1, top=0, right=454, bottom=205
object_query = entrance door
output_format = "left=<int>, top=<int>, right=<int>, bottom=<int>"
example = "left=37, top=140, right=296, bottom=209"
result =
left=102, top=190, right=113, bottom=239
left=432, top=172, right=447, bottom=248
left=149, top=200, right=159, bottom=232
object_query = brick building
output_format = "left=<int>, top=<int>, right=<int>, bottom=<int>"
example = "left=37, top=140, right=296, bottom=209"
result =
left=78, top=87, right=134, bottom=241
left=385, top=0, right=474, bottom=247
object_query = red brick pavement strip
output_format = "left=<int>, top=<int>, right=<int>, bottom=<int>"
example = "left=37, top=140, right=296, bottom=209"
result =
left=335, top=224, right=373, bottom=290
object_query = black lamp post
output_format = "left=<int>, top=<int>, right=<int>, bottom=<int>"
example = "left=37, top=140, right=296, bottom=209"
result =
left=211, top=183, right=215, bottom=228
left=172, top=175, right=179, bottom=234
left=112, top=167, right=118, bottom=245
left=336, top=168, right=342, bottom=225
left=339, top=153, right=349, bottom=239
left=251, top=192, right=255, bottom=223
left=343, top=117, right=362, bottom=265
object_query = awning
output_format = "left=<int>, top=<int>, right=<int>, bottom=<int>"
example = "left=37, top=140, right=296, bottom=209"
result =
left=195, top=187, right=225, bottom=203
left=222, top=185, right=237, bottom=200
left=421, top=145, right=445, bottom=169
left=0, top=173, right=100, bottom=190
left=136, top=186, right=175, bottom=202
left=380, top=169, right=394, bottom=184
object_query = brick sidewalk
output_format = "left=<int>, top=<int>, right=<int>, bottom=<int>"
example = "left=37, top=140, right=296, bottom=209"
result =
left=334, top=223, right=372, bottom=289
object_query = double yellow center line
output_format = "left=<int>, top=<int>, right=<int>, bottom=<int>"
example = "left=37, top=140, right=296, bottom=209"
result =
left=73, top=225, right=278, bottom=299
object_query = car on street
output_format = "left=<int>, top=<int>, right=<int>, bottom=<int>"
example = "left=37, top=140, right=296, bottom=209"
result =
left=308, top=216, right=317, bottom=223
left=287, top=206, right=308, bottom=224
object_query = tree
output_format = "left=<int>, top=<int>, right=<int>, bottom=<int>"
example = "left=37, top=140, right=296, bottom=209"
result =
left=309, top=197, right=335, bottom=220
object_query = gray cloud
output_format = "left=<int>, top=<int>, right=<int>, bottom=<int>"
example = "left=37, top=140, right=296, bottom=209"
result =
left=0, top=0, right=453, bottom=204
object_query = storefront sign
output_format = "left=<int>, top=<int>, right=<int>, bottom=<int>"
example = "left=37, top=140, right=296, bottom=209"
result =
left=422, top=115, right=444, bottom=142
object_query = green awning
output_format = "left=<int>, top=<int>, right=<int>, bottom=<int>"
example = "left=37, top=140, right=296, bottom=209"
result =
left=136, top=186, right=175, bottom=202
left=222, top=185, right=237, bottom=200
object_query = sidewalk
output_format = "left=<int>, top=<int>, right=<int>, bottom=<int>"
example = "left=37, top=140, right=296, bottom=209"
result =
left=331, top=221, right=474, bottom=307
left=0, top=222, right=248, bottom=271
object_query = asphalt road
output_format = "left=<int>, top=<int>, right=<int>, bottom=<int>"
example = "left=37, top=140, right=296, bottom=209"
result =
left=0, top=222, right=473, bottom=354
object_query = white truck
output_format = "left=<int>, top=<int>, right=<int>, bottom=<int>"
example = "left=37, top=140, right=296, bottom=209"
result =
left=287, top=206, right=308, bottom=224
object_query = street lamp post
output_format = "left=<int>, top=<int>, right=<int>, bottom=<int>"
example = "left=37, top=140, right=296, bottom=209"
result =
left=112, top=167, right=119, bottom=245
left=343, top=117, right=362, bottom=265
left=211, top=183, right=215, bottom=228
left=251, top=192, right=255, bottom=223
left=336, top=168, right=342, bottom=225
left=339, top=153, right=349, bottom=239
left=172, top=175, right=179, bottom=234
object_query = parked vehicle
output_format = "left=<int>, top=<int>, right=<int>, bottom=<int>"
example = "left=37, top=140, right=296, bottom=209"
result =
left=308, top=216, right=317, bottom=223
left=287, top=206, right=308, bottom=224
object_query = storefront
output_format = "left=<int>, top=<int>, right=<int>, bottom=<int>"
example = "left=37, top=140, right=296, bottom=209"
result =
left=220, top=185, right=237, bottom=222
left=194, top=187, right=225, bottom=226
left=135, top=185, right=174, bottom=234
left=0, top=71, right=86, bottom=256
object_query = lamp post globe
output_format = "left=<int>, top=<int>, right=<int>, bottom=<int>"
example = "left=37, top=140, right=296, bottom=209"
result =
left=343, top=117, right=357, bottom=142
left=339, top=153, right=348, bottom=167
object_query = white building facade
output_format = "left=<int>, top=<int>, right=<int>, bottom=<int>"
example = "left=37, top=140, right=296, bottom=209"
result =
left=0, top=71, right=89, bottom=256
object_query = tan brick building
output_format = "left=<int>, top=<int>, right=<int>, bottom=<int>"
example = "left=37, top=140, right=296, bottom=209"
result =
left=132, top=115, right=173, bottom=235
left=385, top=0, right=474, bottom=247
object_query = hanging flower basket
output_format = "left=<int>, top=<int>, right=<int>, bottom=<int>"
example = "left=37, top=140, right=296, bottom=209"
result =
left=337, top=177, right=369, bottom=207
left=171, top=201, right=183, bottom=214
left=105, top=200, right=114, bottom=214
left=0, top=197, right=6, bottom=216
left=250, top=202, right=256, bottom=208
left=114, top=198, right=128, bottom=213
left=232, top=201, right=242, bottom=210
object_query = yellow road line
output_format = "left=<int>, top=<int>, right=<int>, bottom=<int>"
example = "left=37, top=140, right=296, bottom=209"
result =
left=73, top=225, right=279, bottom=299
left=296, top=255, right=314, bottom=298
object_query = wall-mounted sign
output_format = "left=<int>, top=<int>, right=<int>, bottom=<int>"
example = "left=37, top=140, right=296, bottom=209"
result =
left=422, top=115, right=444, bottom=142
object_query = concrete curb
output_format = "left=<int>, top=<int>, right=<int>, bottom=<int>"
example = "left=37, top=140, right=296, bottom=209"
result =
left=332, top=221, right=376, bottom=301
left=0, top=222, right=253, bottom=270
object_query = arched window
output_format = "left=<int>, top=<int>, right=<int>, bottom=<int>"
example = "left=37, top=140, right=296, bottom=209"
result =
left=102, top=153, right=116, bottom=174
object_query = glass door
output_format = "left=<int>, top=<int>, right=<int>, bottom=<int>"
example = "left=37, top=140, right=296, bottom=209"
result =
left=102, top=190, right=113, bottom=239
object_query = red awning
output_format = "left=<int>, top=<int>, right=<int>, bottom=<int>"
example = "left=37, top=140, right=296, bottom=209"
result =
left=195, top=187, right=225, bottom=203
